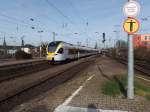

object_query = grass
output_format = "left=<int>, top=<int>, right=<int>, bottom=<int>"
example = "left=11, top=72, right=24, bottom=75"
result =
left=101, top=80, right=121, bottom=97
left=145, top=95, right=150, bottom=101
left=101, top=76, right=150, bottom=101
left=135, top=81, right=150, bottom=101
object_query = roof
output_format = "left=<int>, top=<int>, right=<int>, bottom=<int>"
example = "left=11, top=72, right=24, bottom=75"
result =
left=49, top=41, right=98, bottom=50
left=0, top=45, right=20, bottom=49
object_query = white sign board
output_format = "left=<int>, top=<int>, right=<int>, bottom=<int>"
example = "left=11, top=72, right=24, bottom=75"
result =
left=123, top=1, right=140, bottom=17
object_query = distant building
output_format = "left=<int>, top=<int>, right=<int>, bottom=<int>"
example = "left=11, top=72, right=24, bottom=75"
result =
left=0, top=37, right=38, bottom=58
left=0, top=45, right=20, bottom=58
left=21, top=44, right=40, bottom=57
left=133, top=34, right=150, bottom=48
left=21, top=44, right=35, bottom=54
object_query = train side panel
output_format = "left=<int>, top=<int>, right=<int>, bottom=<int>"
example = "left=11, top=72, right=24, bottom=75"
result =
left=47, top=41, right=98, bottom=62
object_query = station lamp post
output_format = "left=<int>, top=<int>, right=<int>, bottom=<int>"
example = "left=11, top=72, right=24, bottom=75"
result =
left=52, top=32, right=56, bottom=41
left=77, top=42, right=81, bottom=60
left=113, top=30, right=120, bottom=55
left=38, top=30, right=44, bottom=58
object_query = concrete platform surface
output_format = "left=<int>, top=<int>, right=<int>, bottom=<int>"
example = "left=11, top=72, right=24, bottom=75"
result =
left=0, top=58, right=45, bottom=66
left=8, top=56, right=150, bottom=112
left=54, top=105, right=128, bottom=112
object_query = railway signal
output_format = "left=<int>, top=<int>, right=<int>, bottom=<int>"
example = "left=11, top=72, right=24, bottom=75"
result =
left=123, top=0, right=141, bottom=99
left=102, top=32, right=106, bottom=43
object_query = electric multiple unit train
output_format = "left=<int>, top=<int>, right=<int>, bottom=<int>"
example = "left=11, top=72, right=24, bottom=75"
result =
left=46, top=41, right=98, bottom=62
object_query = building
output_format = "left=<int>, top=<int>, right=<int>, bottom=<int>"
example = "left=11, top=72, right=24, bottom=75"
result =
left=21, top=44, right=35, bottom=54
left=133, top=34, right=150, bottom=48
left=0, top=37, right=39, bottom=58
left=0, top=45, right=20, bottom=58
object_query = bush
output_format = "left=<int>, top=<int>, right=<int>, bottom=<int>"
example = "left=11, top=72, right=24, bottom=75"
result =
left=101, top=76, right=150, bottom=101
left=145, top=95, right=150, bottom=101
left=15, top=50, right=32, bottom=60
left=134, top=47, right=150, bottom=64
left=101, top=80, right=121, bottom=97
left=134, top=47, right=147, bottom=60
left=145, top=50, right=150, bottom=64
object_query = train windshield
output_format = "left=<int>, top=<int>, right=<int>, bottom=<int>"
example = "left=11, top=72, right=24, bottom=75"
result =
left=48, top=42, right=60, bottom=52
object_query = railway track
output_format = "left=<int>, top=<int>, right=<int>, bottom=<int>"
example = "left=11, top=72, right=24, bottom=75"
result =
left=0, top=59, right=52, bottom=82
left=114, top=57, right=150, bottom=76
left=0, top=56, right=96, bottom=112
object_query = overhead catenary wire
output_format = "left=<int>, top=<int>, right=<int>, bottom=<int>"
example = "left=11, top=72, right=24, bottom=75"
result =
left=65, top=0, right=97, bottom=44
left=0, top=1, right=96, bottom=46
left=0, top=11, right=56, bottom=36
left=45, top=0, right=74, bottom=24
left=45, top=0, right=86, bottom=41
left=0, top=12, right=49, bottom=31
left=45, top=0, right=81, bottom=37
left=45, top=0, right=86, bottom=31
left=0, top=11, right=73, bottom=40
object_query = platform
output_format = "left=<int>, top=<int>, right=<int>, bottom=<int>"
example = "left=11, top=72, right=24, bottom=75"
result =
left=54, top=56, right=150, bottom=112
left=9, top=56, right=150, bottom=112
left=0, top=58, right=46, bottom=67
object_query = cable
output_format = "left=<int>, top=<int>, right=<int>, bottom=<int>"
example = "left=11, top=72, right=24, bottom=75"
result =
left=0, top=12, right=46, bottom=30
left=45, top=0, right=74, bottom=24
left=64, top=0, right=97, bottom=45
left=65, top=0, right=85, bottom=23
left=0, top=17, right=30, bottom=29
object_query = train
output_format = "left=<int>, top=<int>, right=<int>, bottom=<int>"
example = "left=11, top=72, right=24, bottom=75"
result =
left=46, top=41, right=98, bottom=62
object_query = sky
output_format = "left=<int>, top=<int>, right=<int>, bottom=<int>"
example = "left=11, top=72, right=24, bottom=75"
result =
left=0, top=0, right=149, bottom=47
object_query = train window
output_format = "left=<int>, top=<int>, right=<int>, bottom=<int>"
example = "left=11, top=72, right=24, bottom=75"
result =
left=48, top=47, right=57, bottom=52
left=48, top=42, right=60, bottom=52
left=49, top=41, right=60, bottom=46
left=69, top=49, right=77, bottom=54
left=57, top=48, right=63, bottom=54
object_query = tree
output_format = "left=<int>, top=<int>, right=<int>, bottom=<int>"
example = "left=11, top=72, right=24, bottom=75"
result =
left=116, top=40, right=127, bottom=49
left=41, top=42, right=49, bottom=56
left=94, top=42, right=98, bottom=49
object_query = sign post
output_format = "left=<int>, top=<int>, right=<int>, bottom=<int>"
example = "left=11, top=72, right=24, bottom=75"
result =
left=123, top=0, right=140, bottom=99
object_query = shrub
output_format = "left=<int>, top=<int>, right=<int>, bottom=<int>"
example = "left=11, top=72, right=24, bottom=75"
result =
left=101, top=80, right=121, bottom=96
left=134, top=47, right=147, bottom=60
left=101, top=76, right=150, bottom=101
left=145, top=95, right=150, bottom=101
left=145, top=50, right=150, bottom=64
left=15, top=50, right=32, bottom=60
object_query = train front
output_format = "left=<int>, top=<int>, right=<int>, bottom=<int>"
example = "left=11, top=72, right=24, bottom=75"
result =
left=47, top=41, right=66, bottom=62
left=47, top=41, right=59, bottom=62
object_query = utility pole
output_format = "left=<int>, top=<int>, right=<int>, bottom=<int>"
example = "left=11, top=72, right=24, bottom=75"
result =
left=113, top=30, right=120, bottom=55
left=86, top=38, right=88, bottom=47
left=38, top=30, right=44, bottom=58
left=52, top=32, right=56, bottom=41
left=77, top=42, right=81, bottom=60
left=113, top=24, right=121, bottom=47
left=3, top=35, right=7, bottom=57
